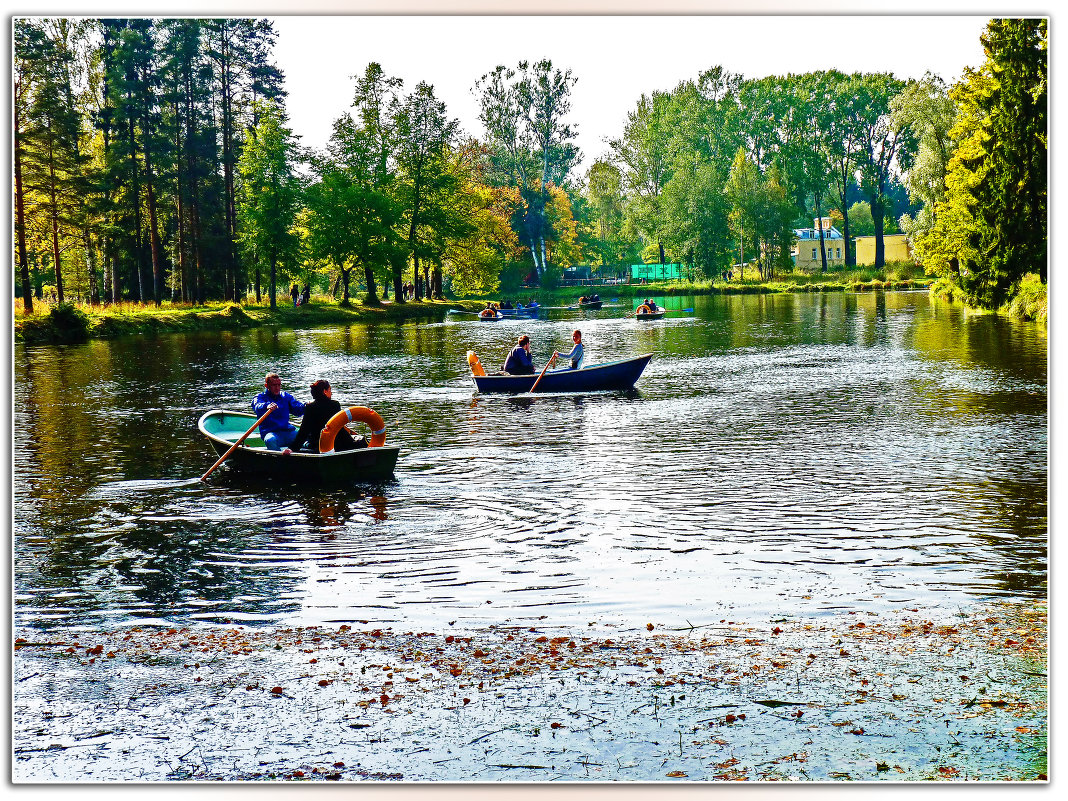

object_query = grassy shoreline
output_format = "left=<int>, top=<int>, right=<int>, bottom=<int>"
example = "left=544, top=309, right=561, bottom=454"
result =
left=13, top=278, right=938, bottom=346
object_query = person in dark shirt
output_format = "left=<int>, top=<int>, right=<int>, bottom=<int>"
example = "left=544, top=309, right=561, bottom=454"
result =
left=503, top=334, right=535, bottom=374
left=288, top=379, right=366, bottom=454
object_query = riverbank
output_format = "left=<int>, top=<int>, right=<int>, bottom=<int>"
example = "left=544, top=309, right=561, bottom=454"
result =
left=13, top=600, right=1046, bottom=782
left=20, top=271, right=1046, bottom=347
left=13, top=298, right=479, bottom=345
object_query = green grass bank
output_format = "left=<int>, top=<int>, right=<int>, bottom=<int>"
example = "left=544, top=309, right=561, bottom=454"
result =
left=19, top=262, right=1046, bottom=346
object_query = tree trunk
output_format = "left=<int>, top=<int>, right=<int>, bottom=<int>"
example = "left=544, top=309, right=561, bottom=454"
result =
left=842, top=212, right=853, bottom=268
left=364, top=263, right=378, bottom=304
left=220, top=29, right=238, bottom=303
left=84, top=226, right=99, bottom=304
left=14, top=114, right=32, bottom=313
left=46, top=132, right=65, bottom=303
left=871, top=196, right=885, bottom=269
left=127, top=108, right=145, bottom=302
left=142, top=115, right=164, bottom=306
left=413, top=255, right=422, bottom=300
left=815, top=196, right=827, bottom=274
left=268, top=251, right=277, bottom=309
left=658, top=239, right=666, bottom=265
left=339, top=267, right=351, bottom=305
left=432, top=261, right=443, bottom=298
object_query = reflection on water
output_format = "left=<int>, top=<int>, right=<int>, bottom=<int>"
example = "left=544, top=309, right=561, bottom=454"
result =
left=13, top=291, right=1047, bottom=632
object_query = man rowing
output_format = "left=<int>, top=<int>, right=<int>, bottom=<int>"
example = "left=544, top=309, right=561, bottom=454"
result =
left=251, top=372, right=305, bottom=451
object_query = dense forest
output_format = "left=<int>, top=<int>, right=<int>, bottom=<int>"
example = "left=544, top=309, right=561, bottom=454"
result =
left=13, top=18, right=1046, bottom=314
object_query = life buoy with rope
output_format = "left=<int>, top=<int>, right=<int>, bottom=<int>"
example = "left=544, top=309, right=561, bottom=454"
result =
left=319, top=406, right=386, bottom=452
left=479, top=309, right=497, bottom=319
left=467, top=351, right=487, bottom=376
left=636, top=304, right=651, bottom=315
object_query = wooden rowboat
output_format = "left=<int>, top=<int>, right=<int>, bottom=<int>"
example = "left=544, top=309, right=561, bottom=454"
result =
left=635, top=310, right=665, bottom=320
left=471, top=353, right=652, bottom=394
left=577, top=300, right=603, bottom=310
left=198, top=410, right=399, bottom=482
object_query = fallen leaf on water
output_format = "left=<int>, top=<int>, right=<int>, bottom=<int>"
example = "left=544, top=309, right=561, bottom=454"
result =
left=270, top=686, right=284, bottom=694
left=647, top=623, right=654, bottom=631
left=666, top=770, right=687, bottom=778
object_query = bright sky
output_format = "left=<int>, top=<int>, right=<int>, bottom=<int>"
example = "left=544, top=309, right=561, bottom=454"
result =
left=271, top=15, right=991, bottom=174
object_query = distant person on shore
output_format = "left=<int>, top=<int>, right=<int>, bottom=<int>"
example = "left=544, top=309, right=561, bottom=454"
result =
left=551, top=329, right=584, bottom=370
left=300, top=285, right=310, bottom=306
left=252, top=372, right=305, bottom=451
left=288, top=379, right=365, bottom=454
left=503, top=334, right=535, bottom=375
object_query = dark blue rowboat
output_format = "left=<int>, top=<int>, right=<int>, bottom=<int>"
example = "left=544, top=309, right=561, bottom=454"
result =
left=471, top=353, right=652, bottom=394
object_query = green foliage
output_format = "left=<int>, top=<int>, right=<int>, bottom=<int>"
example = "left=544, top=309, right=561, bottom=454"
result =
left=1002, top=273, right=1046, bottom=323
left=476, top=59, right=579, bottom=280
left=849, top=201, right=875, bottom=236
left=18, top=302, right=91, bottom=343
left=916, top=19, right=1047, bottom=310
left=236, top=101, right=302, bottom=309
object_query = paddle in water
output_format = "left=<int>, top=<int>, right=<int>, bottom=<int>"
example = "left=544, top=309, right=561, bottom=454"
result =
left=200, top=406, right=275, bottom=481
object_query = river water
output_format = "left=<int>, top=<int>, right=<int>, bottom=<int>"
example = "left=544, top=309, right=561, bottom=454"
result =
left=12, top=291, right=1047, bottom=634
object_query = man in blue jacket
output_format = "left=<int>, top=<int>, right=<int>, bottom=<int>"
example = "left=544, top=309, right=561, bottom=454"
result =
left=252, top=372, right=306, bottom=450
left=503, top=334, right=535, bottom=374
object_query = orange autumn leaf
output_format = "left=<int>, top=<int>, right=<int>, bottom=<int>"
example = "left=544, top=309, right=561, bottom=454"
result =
left=666, top=770, right=687, bottom=778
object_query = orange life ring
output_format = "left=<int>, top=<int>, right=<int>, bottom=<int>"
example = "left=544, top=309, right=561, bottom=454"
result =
left=479, top=309, right=497, bottom=319
left=467, top=350, right=487, bottom=376
left=636, top=304, right=651, bottom=315
left=319, top=406, right=386, bottom=452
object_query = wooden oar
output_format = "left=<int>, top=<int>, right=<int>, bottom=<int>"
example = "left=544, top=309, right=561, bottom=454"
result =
left=529, top=354, right=557, bottom=393
left=200, top=406, right=275, bottom=481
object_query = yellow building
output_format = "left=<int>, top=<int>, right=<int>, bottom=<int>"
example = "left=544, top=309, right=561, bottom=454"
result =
left=854, top=234, right=914, bottom=266
left=791, top=217, right=845, bottom=272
